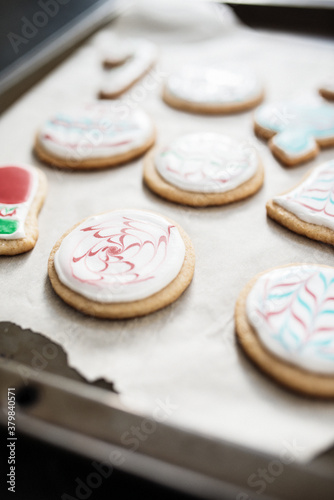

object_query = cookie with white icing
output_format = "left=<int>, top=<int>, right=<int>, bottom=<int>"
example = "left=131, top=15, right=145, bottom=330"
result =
left=100, top=39, right=158, bottom=98
left=235, top=264, right=334, bottom=398
left=267, top=160, right=334, bottom=246
left=48, top=209, right=195, bottom=319
left=35, top=102, right=155, bottom=169
left=143, top=133, right=264, bottom=206
left=254, top=95, right=334, bottom=166
left=163, top=65, right=264, bottom=114
left=0, top=163, right=47, bottom=255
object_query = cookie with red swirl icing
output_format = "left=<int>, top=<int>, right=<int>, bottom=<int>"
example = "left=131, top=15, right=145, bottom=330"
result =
left=143, top=133, right=264, bottom=206
left=34, top=102, right=155, bottom=169
left=0, top=163, right=47, bottom=255
left=235, top=264, right=334, bottom=398
left=48, top=209, right=195, bottom=319
left=266, top=160, right=334, bottom=246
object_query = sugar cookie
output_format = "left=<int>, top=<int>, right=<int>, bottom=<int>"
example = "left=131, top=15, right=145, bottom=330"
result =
left=235, top=264, right=334, bottom=398
left=163, top=65, right=264, bottom=114
left=254, top=96, right=334, bottom=166
left=35, top=102, right=155, bottom=169
left=267, top=160, right=334, bottom=246
left=0, top=163, right=47, bottom=255
left=143, top=133, right=264, bottom=206
left=100, top=40, right=157, bottom=98
left=48, top=209, right=195, bottom=319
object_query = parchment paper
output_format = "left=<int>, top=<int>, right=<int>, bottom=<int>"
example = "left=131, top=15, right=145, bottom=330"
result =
left=1, top=0, right=334, bottom=461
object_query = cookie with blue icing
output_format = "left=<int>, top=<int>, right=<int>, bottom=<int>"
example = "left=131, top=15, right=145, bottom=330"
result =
left=254, top=96, right=334, bottom=166
left=266, top=160, right=334, bottom=246
left=235, top=263, right=334, bottom=397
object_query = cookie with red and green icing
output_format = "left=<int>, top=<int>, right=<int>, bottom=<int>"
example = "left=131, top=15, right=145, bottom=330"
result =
left=0, top=163, right=47, bottom=255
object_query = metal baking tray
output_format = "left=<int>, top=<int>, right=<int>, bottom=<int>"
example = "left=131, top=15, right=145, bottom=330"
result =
left=0, top=0, right=123, bottom=113
left=1, top=4, right=334, bottom=498
left=225, top=0, right=334, bottom=36
left=0, top=322, right=334, bottom=499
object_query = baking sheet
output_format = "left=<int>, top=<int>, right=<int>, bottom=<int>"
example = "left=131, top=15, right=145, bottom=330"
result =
left=1, top=0, right=334, bottom=461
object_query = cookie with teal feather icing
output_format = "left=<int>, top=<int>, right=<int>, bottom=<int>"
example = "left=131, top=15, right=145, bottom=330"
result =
left=235, top=263, right=334, bottom=398
left=266, top=160, right=334, bottom=246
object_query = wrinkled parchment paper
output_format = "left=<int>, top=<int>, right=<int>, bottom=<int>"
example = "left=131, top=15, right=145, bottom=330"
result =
left=1, top=0, right=334, bottom=461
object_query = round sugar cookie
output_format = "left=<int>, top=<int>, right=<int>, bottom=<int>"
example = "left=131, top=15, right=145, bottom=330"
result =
left=163, top=65, right=264, bottom=114
left=143, top=133, right=264, bottom=206
left=48, top=209, right=195, bottom=319
left=35, top=102, right=155, bottom=169
left=235, top=264, right=334, bottom=398
left=0, top=163, right=47, bottom=255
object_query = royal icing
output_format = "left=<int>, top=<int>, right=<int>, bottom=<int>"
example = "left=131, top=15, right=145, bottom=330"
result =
left=274, top=160, right=334, bottom=231
left=101, top=40, right=157, bottom=96
left=165, top=65, right=262, bottom=105
left=271, top=129, right=317, bottom=159
left=255, top=95, right=334, bottom=160
left=155, top=133, right=259, bottom=193
left=246, top=265, right=334, bottom=374
left=54, top=210, right=186, bottom=303
left=38, top=102, right=154, bottom=162
left=0, top=164, right=38, bottom=240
